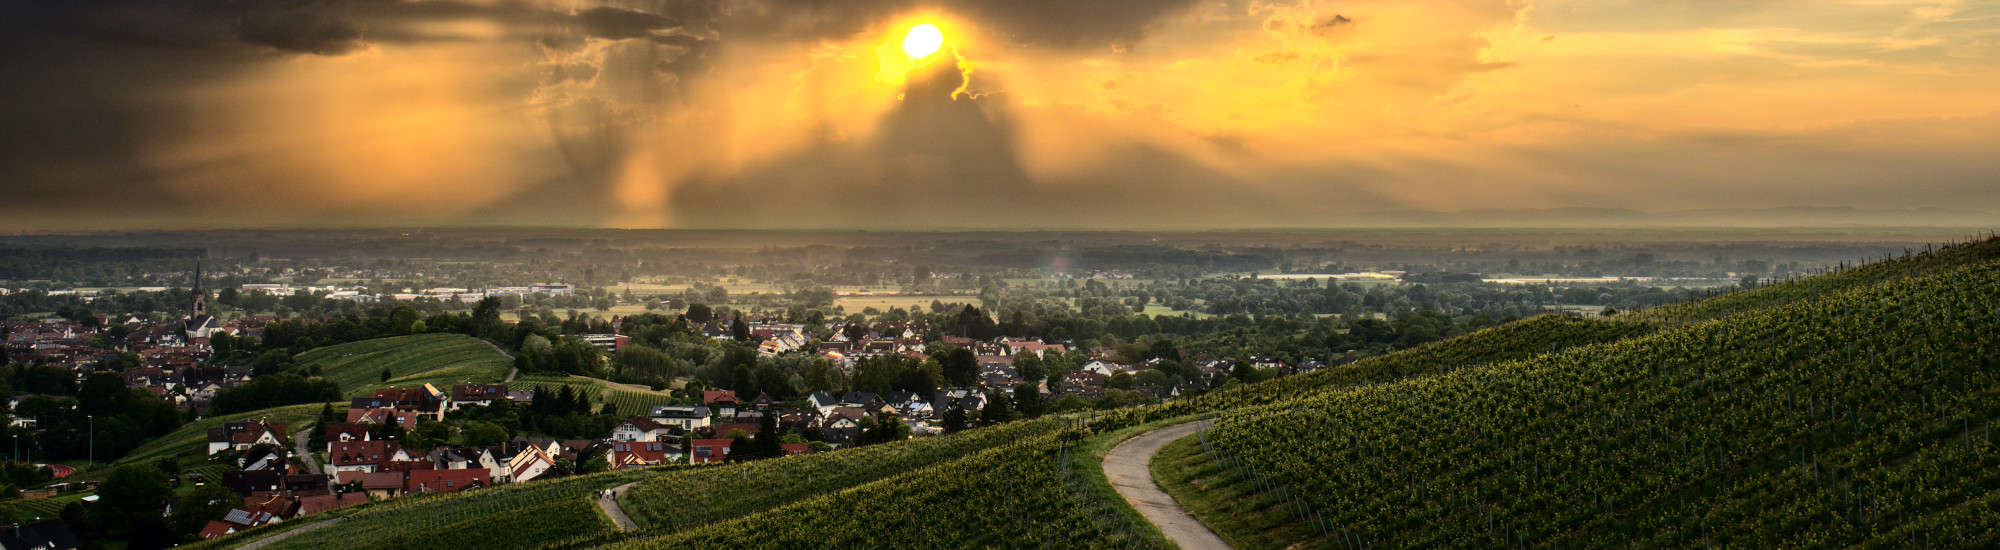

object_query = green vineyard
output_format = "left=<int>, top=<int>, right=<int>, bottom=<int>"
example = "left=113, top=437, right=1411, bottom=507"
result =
left=1174, top=238, right=2000, bottom=548
left=295, top=333, right=513, bottom=397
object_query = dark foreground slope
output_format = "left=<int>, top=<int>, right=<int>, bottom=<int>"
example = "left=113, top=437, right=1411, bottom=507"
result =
left=1172, top=237, right=2000, bottom=548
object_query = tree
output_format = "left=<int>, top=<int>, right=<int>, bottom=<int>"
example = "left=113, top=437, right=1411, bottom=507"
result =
left=684, top=303, right=713, bottom=324
left=977, top=393, right=1014, bottom=427
left=941, top=407, right=969, bottom=434
left=309, top=403, right=339, bottom=450
left=169, top=483, right=240, bottom=536
left=380, top=367, right=393, bottom=382
left=1013, top=383, right=1044, bottom=418
left=1013, top=352, right=1046, bottom=384
left=463, top=422, right=510, bottom=447
left=750, top=413, right=782, bottom=459
left=938, top=347, right=978, bottom=387
left=93, top=464, right=171, bottom=537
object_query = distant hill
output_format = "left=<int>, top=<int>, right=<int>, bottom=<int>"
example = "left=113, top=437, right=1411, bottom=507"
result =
left=295, top=333, right=513, bottom=398
left=1352, top=206, right=1995, bottom=228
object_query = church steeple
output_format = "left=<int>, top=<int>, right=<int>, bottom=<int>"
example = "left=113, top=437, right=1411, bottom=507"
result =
left=191, top=260, right=207, bottom=318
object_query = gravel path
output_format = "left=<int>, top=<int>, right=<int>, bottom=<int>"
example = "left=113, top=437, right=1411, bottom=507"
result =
left=1103, top=420, right=1231, bottom=550
left=598, top=481, right=643, bottom=531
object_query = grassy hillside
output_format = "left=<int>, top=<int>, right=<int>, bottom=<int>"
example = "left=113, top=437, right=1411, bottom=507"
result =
left=1166, top=238, right=2000, bottom=548
left=507, top=375, right=678, bottom=416
left=295, top=333, right=512, bottom=397
left=116, top=402, right=335, bottom=468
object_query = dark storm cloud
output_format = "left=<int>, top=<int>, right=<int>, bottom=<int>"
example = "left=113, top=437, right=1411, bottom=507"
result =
left=4, top=0, right=686, bottom=56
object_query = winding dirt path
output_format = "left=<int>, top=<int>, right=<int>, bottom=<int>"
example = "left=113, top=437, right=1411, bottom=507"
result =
left=1103, top=420, right=1231, bottom=550
left=599, top=480, right=643, bottom=531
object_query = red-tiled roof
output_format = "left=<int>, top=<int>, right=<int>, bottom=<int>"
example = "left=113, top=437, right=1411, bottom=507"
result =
left=405, top=469, right=489, bottom=493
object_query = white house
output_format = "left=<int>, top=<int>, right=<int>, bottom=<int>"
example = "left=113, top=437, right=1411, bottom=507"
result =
left=611, top=417, right=676, bottom=442
left=649, top=405, right=712, bottom=431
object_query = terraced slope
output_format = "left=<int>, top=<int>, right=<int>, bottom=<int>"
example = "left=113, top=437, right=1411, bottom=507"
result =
left=1170, top=239, right=2000, bottom=548
left=294, top=334, right=512, bottom=397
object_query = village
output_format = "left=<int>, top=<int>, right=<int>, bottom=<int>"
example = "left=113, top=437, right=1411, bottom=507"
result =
left=3, top=289, right=1333, bottom=543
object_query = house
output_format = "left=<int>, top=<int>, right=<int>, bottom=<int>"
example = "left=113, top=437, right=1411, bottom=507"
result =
left=237, top=449, right=287, bottom=472
left=780, top=443, right=813, bottom=457
left=1000, top=338, right=1066, bottom=358
left=197, top=509, right=282, bottom=540
left=611, top=417, right=675, bottom=442
left=297, top=492, right=367, bottom=516
left=837, top=391, right=882, bottom=409
left=609, top=441, right=673, bottom=469
left=359, top=471, right=405, bottom=499
left=222, top=470, right=291, bottom=497
left=1057, top=371, right=1110, bottom=398
left=648, top=405, right=712, bottom=431
left=702, top=390, right=740, bottom=417
left=242, top=492, right=302, bottom=520
left=405, top=469, right=488, bottom=494
left=346, top=407, right=420, bottom=428
left=688, top=439, right=733, bottom=464
left=449, top=384, right=510, bottom=410
left=807, top=390, right=839, bottom=416
left=323, top=424, right=371, bottom=452
left=821, top=407, right=870, bottom=445
left=711, top=422, right=759, bottom=438
left=349, top=385, right=447, bottom=421
left=582, top=334, right=630, bottom=352
left=328, top=440, right=405, bottom=474
left=508, top=450, right=556, bottom=483
left=205, top=420, right=288, bottom=455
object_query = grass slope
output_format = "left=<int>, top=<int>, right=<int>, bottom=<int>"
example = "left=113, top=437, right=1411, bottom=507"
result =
left=1166, top=237, right=2000, bottom=548
left=295, top=334, right=512, bottom=397
left=116, top=402, right=334, bottom=468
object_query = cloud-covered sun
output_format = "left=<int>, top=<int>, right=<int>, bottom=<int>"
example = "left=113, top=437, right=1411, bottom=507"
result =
left=902, top=23, right=944, bottom=59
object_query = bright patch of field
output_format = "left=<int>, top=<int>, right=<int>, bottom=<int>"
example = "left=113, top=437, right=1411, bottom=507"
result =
left=834, top=295, right=971, bottom=313
left=1141, top=304, right=1211, bottom=318
left=294, top=333, right=512, bottom=397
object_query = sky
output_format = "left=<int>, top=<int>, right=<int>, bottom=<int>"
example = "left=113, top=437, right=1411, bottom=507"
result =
left=3, top=0, right=1997, bottom=230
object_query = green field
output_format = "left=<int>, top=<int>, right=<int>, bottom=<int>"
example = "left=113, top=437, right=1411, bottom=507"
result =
left=507, top=375, right=680, bottom=416
left=295, top=333, right=513, bottom=397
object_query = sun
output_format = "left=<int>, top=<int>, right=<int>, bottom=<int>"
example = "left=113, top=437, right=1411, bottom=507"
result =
left=902, top=23, right=944, bottom=59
